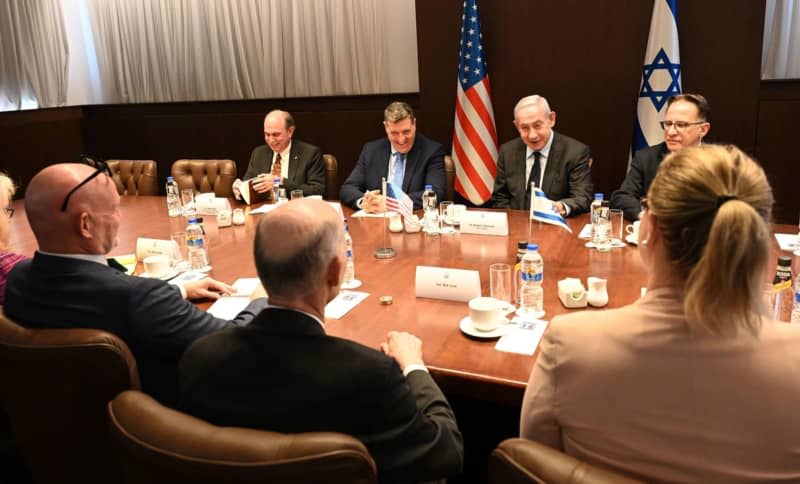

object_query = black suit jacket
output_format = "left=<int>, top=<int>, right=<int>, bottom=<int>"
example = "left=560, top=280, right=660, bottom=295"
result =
left=178, top=307, right=463, bottom=483
left=490, top=133, right=593, bottom=215
left=339, top=133, right=446, bottom=210
left=243, top=139, right=326, bottom=197
left=4, top=253, right=266, bottom=404
left=610, top=142, right=669, bottom=221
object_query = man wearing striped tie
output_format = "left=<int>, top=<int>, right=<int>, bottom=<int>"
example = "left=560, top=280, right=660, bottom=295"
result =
left=340, top=102, right=446, bottom=213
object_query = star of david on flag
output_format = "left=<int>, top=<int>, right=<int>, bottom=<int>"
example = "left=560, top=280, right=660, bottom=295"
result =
left=631, top=0, right=681, bottom=156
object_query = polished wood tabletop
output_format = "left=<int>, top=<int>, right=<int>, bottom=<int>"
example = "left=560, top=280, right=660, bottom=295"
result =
left=7, top=196, right=796, bottom=405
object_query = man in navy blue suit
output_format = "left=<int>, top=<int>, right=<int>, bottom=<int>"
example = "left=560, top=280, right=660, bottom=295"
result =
left=5, top=162, right=267, bottom=404
left=340, top=101, right=446, bottom=211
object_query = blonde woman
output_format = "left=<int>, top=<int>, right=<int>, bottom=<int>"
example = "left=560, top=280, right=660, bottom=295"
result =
left=0, top=173, right=27, bottom=305
left=520, top=145, right=800, bottom=481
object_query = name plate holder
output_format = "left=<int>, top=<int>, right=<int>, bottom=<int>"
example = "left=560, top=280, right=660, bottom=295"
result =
left=415, top=266, right=481, bottom=302
left=459, top=210, right=509, bottom=236
left=135, top=237, right=178, bottom=261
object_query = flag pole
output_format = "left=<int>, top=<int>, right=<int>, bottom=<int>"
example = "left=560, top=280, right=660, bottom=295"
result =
left=375, top=177, right=396, bottom=259
left=528, top=181, right=535, bottom=242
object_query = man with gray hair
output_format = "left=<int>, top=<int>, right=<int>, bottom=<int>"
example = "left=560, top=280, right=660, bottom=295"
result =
left=340, top=101, right=446, bottom=211
left=491, top=95, right=593, bottom=215
left=179, top=199, right=463, bottom=483
left=233, top=109, right=326, bottom=199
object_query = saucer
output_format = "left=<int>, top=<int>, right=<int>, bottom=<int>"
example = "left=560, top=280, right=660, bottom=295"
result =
left=625, top=234, right=638, bottom=246
left=459, top=316, right=515, bottom=339
left=341, top=279, right=362, bottom=289
left=610, top=239, right=626, bottom=248
left=138, top=268, right=181, bottom=281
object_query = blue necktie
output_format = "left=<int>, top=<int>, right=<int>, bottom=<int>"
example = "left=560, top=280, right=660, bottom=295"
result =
left=392, top=153, right=405, bottom=187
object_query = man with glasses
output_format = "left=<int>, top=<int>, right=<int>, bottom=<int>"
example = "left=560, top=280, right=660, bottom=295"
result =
left=611, top=94, right=712, bottom=220
left=4, top=162, right=267, bottom=404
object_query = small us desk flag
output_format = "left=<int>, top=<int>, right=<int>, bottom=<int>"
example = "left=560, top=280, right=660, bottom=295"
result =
left=632, top=0, right=681, bottom=155
left=385, top=181, right=413, bottom=218
left=452, top=0, right=498, bottom=205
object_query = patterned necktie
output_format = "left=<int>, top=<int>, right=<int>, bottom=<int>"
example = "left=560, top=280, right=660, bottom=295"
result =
left=271, top=153, right=282, bottom=177
left=524, top=151, right=542, bottom=210
left=391, top=153, right=405, bottom=187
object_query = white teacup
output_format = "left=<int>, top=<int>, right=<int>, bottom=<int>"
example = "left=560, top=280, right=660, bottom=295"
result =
left=468, top=296, right=505, bottom=332
left=625, top=220, right=641, bottom=238
left=143, top=254, right=170, bottom=277
left=449, top=204, right=467, bottom=224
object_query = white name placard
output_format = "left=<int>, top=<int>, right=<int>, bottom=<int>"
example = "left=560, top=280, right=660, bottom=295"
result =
left=135, top=237, right=177, bottom=261
left=196, top=195, right=231, bottom=215
left=415, top=266, right=481, bottom=302
left=459, top=210, right=509, bottom=236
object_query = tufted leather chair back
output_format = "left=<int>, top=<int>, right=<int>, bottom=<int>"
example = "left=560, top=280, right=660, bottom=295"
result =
left=108, top=390, right=378, bottom=484
left=107, top=160, right=159, bottom=196
left=0, top=308, right=140, bottom=484
left=171, top=159, right=237, bottom=197
left=323, top=154, right=338, bottom=200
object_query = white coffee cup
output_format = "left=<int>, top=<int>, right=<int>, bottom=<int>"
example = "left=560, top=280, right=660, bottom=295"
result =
left=450, top=204, right=467, bottom=224
left=625, top=220, right=641, bottom=238
left=468, top=296, right=504, bottom=331
left=143, top=254, right=170, bottom=277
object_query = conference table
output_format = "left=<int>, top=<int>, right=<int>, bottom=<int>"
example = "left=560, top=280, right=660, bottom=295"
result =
left=7, top=196, right=795, bottom=405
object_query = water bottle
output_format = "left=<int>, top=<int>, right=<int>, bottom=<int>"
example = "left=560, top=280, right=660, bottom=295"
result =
left=595, top=201, right=611, bottom=251
left=343, top=220, right=355, bottom=285
left=185, top=217, right=209, bottom=271
left=518, top=243, right=544, bottom=319
left=513, top=240, right=527, bottom=304
left=791, top=279, right=800, bottom=324
left=422, top=184, right=439, bottom=234
left=272, top=176, right=282, bottom=203
left=590, top=193, right=603, bottom=244
left=166, top=176, right=181, bottom=217
left=771, top=255, right=793, bottom=322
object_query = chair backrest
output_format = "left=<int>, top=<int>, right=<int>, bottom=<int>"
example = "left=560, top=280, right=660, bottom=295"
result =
left=0, top=308, right=140, bottom=484
left=323, top=154, right=338, bottom=200
left=444, top=154, right=456, bottom=202
left=107, top=160, right=159, bottom=196
left=588, top=157, right=594, bottom=169
left=171, top=159, right=237, bottom=197
left=489, top=438, right=644, bottom=484
left=108, top=390, right=378, bottom=484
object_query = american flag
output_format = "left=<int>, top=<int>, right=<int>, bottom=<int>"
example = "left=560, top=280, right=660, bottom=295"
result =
left=385, top=180, right=413, bottom=218
left=452, top=0, right=498, bottom=205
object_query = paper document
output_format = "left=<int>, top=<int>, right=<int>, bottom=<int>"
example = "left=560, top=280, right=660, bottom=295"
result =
left=495, top=318, right=548, bottom=356
left=324, top=290, right=369, bottom=319
left=774, top=233, right=799, bottom=252
left=351, top=210, right=398, bottom=218
left=231, top=278, right=260, bottom=296
left=578, top=224, right=592, bottom=239
left=111, top=254, right=137, bottom=275
left=206, top=277, right=259, bottom=319
left=249, top=203, right=281, bottom=215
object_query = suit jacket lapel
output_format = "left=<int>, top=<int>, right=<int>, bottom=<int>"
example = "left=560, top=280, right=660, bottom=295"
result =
left=287, top=144, right=301, bottom=183
left=514, top=140, right=528, bottom=199
left=541, top=132, right=562, bottom=196
left=401, top=143, right=417, bottom=193
left=265, top=148, right=276, bottom=174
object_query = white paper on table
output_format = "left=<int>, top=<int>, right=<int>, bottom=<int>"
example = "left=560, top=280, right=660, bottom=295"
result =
left=207, top=296, right=250, bottom=320
left=231, top=277, right=260, bottom=297
left=415, top=266, right=481, bottom=302
left=495, top=319, right=549, bottom=356
left=578, top=223, right=592, bottom=239
left=324, top=290, right=370, bottom=319
left=351, top=210, right=398, bottom=218
left=774, top=233, right=799, bottom=251
left=248, top=203, right=281, bottom=215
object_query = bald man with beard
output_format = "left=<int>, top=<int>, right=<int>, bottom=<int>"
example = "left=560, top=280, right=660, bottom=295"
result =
left=179, top=199, right=463, bottom=483
left=4, top=163, right=267, bottom=404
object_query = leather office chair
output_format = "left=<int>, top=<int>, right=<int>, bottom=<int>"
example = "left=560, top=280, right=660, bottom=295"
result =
left=444, top=155, right=456, bottom=202
left=171, top=159, right=237, bottom=197
left=108, top=390, right=378, bottom=484
left=323, top=154, right=338, bottom=200
left=0, top=308, right=140, bottom=484
left=107, top=159, right=159, bottom=196
left=489, top=439, right=644, bottom=484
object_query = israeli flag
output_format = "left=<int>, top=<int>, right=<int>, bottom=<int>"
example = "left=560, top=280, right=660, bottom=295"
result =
left=631, top=0, right=681, bottom=155
left=531, top=189, right=572, bottom=234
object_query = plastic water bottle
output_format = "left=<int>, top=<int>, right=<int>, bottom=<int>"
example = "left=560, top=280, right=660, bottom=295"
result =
left=185, top=217, right=209, bottom=271
left=272, top=176, right=282, bottom=203
left=343, top=220, right=355, bottom=285
left=590, top=193, right=603, bottom=244
left=771, top=255, right=793, bottom=322
left=422, top=184, right=439, bottom=234
left=166, top=176, right=181, bottom=217
left=595, top=201, right=611, bottom=251
left=514, top=240, right=527, bottom=304
left=518, top=243, right=544, bottom=319
left=791, top=279, right=800, bottom=324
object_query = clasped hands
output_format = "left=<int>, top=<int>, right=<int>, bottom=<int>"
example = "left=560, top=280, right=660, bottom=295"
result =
left=184, top=278, right=266, bottom=301
left=363, top=189, right=386, bottom=213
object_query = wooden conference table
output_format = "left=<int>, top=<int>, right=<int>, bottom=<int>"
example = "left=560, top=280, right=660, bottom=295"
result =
left=8, top=196, right=794, bottom=405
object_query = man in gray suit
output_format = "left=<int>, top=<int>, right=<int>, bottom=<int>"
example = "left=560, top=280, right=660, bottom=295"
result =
left=491, top=95, right=593, bottom=216
left=233, top=110, right=326, bottom=198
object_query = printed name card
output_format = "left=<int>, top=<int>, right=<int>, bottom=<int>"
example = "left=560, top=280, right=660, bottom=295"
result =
left=415, top=266, right=481, bottom=302
left=459, top=210, right=509, bottom=236
left=196, top=195, right=231, bottom=215
left=135, top=237, right=177, bottom=261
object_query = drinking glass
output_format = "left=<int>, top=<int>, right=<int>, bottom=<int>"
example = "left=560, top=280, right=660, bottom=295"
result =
left=180, top=188, right=196, bottom=216
left=610, top=209, right=624, bottom=247
left=290, top=189, right=304, bottom=200
left=489, top=263, right=514, bottom=312
left=170, top=231, right=189, bottom=271
left=439, top=201, right=456, bottom=234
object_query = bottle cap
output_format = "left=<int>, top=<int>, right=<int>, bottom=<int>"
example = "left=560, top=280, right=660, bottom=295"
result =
left=594, top=193, right=603, bottom=200
left=379, top=295, right=393, bottom=305
left=527, top=243, right=539, bottom=251
left=517, top=240, right=528, bottom=249
left=778, top=255, right=792, bottom=267
left=167, top=176, right=174, bottom=182
left=187, top=217, right=199, bottom=224
left=424, top=184, right=432, bottom=190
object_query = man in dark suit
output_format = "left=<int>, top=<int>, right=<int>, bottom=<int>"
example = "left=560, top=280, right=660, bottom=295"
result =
left=611, top=93, right=712, bottom=220
left=491, top=95, right=593, bottom=216
left=232, top=110, right=326, bottom=198
left=179, top=199, right=463, bottom=483
left=4, top=163, right=267, bottom=404
left=340, top=101, right=446, bottom=211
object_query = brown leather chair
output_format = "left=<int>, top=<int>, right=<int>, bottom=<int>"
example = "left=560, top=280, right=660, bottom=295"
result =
left=323, top=154, right=338, bottom=200
left=171, top=159, right=237, bottom=197
left=489, top=439, right=644, bottom=484
left=0, top=308, right=140, bottom=484
left=108, top=390, right=378, bottom=484
left=107, top=159, right=159, bottom=196
left=444, top=154, right=456, bottom=202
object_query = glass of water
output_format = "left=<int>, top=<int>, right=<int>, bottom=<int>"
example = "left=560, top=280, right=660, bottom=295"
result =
left=439, top=201, right=456, bottom=234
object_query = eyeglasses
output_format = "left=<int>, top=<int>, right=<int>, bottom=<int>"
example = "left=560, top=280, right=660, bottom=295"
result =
left=640, top=197, right=649, bottom=213
left=60, top=155, right=112, bottom=212
left=3, top=207, right=13, bottom=218
left=660, top=120, right=706, bottom=132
